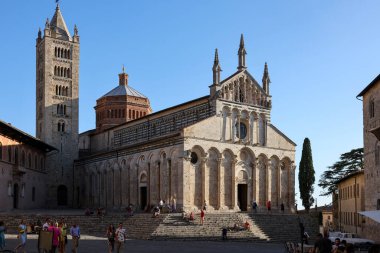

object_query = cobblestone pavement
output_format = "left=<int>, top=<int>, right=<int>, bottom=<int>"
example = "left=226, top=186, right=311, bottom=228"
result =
left=3, top=236, right=284, bottom=253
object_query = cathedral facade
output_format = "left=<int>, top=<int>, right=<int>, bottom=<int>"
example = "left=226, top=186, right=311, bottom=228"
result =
left=74, top=36, right=296, bottom=212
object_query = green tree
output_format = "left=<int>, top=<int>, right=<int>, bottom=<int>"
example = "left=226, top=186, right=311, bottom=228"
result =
left=318, top=148, right=363, bottom=196
left=298, top=138, right=315, bottom=212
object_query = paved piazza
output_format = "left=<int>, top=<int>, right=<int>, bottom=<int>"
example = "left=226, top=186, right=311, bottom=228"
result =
left=4, top=236, right=283, bottom=253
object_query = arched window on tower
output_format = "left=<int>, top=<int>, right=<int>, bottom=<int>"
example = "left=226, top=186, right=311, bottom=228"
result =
left=60, top=67, right=63, bottom=77
left=56, top=85, right=58, bottom=95
left=67, top=49, right=71, bottom=59
left=63, top=105, right=66, bottom=115
left=61, top=48, right=64, bottom=58
left=55, top=47, right=57, bottom=57
left=67, top=68, right=71, bottom=78
left=64, top=49, right=67, bottom=58
left=65, top=87, right=69, bottom=96
left=57, top=48, right=60, bottom=57
left=58, top=86, right=61, bottom=96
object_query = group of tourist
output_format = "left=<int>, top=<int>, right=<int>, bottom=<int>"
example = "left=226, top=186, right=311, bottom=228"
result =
left=0, top=217, right=80, bottom=253
left=106, top=223, right=127, bottom=253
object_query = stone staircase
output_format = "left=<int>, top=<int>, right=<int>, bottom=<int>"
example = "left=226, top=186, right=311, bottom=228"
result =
left=247, top=213, right=319, bottom=243
left=0, top=213, right=164, bottom=239
left=0, top=212, right=319, bottom=243
left=151, top=213, right=267, bottom=242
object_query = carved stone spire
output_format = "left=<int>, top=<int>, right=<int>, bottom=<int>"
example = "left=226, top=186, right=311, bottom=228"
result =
left=262, top=62, right=271, bottom=94
left=212, top=49, right=222, bottom=85
left=237, top=34, right=247, bottom=71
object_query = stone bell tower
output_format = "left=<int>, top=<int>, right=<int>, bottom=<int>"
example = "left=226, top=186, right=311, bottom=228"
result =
left=35, top=3, right=79, bottom=207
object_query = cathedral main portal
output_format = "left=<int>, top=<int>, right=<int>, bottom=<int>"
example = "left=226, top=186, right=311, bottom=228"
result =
left=237, top=184, right=248, bottom=211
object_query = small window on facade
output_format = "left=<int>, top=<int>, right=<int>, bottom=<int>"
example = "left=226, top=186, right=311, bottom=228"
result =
left=370, top=99, right=375, bottom=118
left=28, top=153, right=32, bottom=168
left=14, top=147, right=18, bottom=165
left=235, top=122, right=247, bottom=139
left=190, top=152, right=198, bottom=165
left=8, top=146, right=12, bottom=162
left=21, top=151, right=25, bottom=166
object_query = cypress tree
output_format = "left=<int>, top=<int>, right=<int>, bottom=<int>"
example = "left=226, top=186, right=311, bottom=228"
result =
left=298, top=138, right=315, bottom=212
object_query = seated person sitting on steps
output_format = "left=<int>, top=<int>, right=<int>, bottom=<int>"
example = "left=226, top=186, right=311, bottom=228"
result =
left=153, top=206, right=160, bottom=218
left=232, top=223, right=245, bottom=231
left=244, top=221, right=250, bottom=230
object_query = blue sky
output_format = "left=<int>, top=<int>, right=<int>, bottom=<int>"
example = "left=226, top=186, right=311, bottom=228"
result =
left=1, top=0, right=378, bottom=208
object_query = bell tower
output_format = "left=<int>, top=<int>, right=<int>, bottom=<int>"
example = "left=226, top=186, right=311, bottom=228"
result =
left=35, top=3, right=79, bottom=207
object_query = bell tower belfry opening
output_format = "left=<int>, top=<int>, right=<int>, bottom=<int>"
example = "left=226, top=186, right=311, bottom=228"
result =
left=36, top=3, right=79, bottom=207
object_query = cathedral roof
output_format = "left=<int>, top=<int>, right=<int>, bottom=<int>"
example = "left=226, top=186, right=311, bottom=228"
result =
left=50, top=5, right=71, bottom=40
left=101, top=84, right=148, bottom=99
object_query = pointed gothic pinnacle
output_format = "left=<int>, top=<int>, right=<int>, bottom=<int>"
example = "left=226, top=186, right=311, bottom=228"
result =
left=240, top=34, right=245, bottom=48
left=122, top=65, right=125, bottom=73
left=214, top=49, right=219, bottom=64
left=264, top=62, right=268, bottom=75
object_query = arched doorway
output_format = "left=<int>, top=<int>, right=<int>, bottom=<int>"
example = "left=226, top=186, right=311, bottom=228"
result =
left=57, top=185, right=68, bottom=206
left=13, top=184, right=19, bottom=209
left=139, top=173, right=148, bottom=210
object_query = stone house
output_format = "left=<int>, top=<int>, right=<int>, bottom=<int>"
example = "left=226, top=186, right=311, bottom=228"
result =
left=0, top=120, right=56, bottom=211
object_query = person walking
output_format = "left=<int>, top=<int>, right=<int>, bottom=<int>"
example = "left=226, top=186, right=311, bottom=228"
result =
left=115, top=223, right=127, bottom=253
left=252, top=200, right=257, bottom=213
left=48, top=221, right=61, bottom=253
left=70, top=224, right=80, bottom=253
left=266, top=200, right=271, bottom=214
left=14, top=219, right=27, bottom=253
left=0, top=221, right=6, bottom=250
left=58, top=222, right=66, bottom=253
left=200, top=209, right=205, bottom=225
left=106, top=224, right=116, bottom=253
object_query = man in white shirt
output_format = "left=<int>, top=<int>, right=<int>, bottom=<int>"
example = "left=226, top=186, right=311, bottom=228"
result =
left=115, top=222, right=127, bottom=253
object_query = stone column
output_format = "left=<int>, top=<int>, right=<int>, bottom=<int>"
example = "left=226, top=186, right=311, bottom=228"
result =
left=168, top=159, right=172, bottom=202
left=182, top=156, right=192, bottom=211
left=217, top=157, right=222, bottom=210
left=255, top=116, right=259, bottom=145
left=231, top=156, right=238, bottom=210
left=201, top=156, right=208, bottom=209
left=251, top=161, right=256, bottom=205
left=266, top=160, right=271, bottom=203
left=249, top=113, right=255, bottom=145
left=148, top=162, right=151, bottom=208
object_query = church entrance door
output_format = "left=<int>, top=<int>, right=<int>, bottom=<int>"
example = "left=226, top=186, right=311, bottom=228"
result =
left=238, top=184, right=247, bottom=211
left=140, top=186, right=147, bottom=210
left=13, top=184, right=19, bottom=209
left=57, top=185, right=68, bottom=206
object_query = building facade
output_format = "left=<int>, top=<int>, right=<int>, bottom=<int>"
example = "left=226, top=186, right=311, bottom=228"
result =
left=74, top=37, right=297, bottom=213
left=336, top=171, right=365, bottom=236
left=357, top=75, right=380, bottom=242
left=0, top=120, right=56, bottom=211
left=35, top=4, right=80, bottom=207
